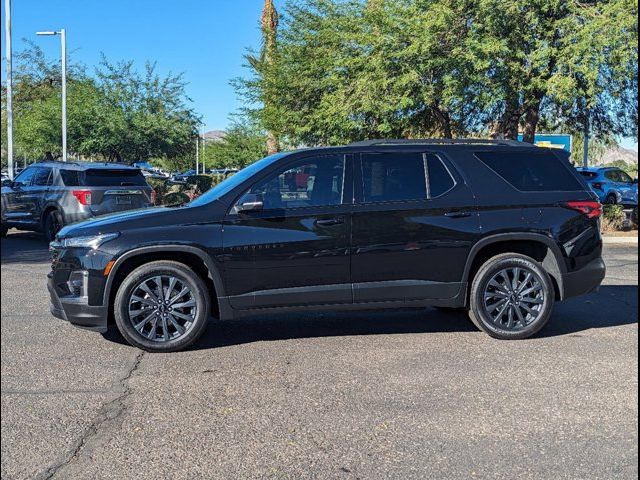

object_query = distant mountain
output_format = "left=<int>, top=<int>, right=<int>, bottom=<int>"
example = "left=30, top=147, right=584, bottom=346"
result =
left=203, top=130, right=226, bottom=142
left=597, top=146, right=638, bottom=166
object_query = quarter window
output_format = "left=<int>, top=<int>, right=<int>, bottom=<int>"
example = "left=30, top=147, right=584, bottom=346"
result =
left=475, top=151, right=583, bottom=192
left=246, top=155, right=345, bottom=210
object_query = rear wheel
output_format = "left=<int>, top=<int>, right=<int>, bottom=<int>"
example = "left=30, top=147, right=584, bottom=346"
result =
left=44, top=210, right=63, bottom=242
left=605, top=193, right=618, bottom=205
left=468, top=253, right=555, bottom=340
left=114, top=261, right=210, bottom=352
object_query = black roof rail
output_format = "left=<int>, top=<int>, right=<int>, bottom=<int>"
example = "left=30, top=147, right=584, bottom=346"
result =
left=348, top=138, right=531, bottom=148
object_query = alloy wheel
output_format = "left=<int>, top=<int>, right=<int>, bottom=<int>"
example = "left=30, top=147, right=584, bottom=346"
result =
left=483, top=267, right=546, bottom=331
left=128, top=275, right=198, bottom=342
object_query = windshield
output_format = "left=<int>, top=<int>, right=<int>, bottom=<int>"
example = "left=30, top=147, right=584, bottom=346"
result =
left=189, top=152, right=289, bottom=207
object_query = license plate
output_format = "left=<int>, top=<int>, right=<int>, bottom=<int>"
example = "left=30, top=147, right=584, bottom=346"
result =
left=116, top=196, right=132, bottom=205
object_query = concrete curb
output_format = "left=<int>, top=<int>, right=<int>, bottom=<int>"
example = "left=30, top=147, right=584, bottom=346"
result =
left=602, top=235, right=638, bottom=245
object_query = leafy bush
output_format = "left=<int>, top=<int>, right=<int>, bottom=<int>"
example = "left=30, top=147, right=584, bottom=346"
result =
left=162, top=191, right=190, bottom=207
left=601, top=204, right=625, bottom=232
left=145, top=177, right=170, bottom=200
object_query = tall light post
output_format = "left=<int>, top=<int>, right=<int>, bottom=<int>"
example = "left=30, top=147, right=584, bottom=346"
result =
left=5, top=0, right=14, bottom=179
left=36, top=29, right=67, bottom=162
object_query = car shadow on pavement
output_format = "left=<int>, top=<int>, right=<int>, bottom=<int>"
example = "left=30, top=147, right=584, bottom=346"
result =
left=102, top=285, right=638, bottom=350
left=1, top=232, right=50, bottom=265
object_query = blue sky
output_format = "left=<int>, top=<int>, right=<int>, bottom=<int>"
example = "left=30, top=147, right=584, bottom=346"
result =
left=1, top=0, right=281, bottom=132
left=1, top=0, right=637, bottom=151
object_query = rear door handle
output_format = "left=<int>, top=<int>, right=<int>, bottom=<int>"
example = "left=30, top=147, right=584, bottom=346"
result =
left=315, top=218, right=344, bottom=227
left=445, top=211, right=472, bottom=218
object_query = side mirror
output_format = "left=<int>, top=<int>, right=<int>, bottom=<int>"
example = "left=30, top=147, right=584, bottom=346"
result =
left=235, top=193, right=264, bottom=213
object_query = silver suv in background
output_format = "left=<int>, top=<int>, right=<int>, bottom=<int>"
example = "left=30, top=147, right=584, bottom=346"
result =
left=1, top=162, right=154, bottom=240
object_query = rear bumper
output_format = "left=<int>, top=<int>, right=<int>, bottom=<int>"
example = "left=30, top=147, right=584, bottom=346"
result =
left=48, top=275, right=108, bottom=332
left=561, top=256, right=606, bottom=300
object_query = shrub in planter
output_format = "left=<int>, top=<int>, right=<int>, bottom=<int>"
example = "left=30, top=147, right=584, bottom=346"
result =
left=601, top=204, right=625, bottom=232
left=185, top=175, right=214, bottom=195
left=162, top=191, right=191, bottom=207
left=146, top=177, right=170, bottom=202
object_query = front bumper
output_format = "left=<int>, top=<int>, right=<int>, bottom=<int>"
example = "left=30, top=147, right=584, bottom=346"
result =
left=48, top=272, right=108, bottom=333
left=561, top=256, right=606, bottom=300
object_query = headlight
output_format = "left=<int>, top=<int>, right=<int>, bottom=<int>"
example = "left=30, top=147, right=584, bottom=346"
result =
left=61, top=233, right=120, bottom=249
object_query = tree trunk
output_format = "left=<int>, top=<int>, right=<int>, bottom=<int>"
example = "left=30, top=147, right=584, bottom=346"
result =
left=493, top=96, right=521, bottom=140
left=522, top=98, right=542, bottom=144
left=266, top=133, right=279, bottom=155
left=433, top=106, right=453, bottom=138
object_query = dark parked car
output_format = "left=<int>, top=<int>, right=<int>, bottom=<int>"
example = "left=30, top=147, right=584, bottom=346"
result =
left=2, top=162, right=154, bottom=240
left=49, top=139, right=606, bottom=352
left=576, top=166, right=638, bottom=207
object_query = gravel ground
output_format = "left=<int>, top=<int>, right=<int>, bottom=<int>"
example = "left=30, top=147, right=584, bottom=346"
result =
left=1, top=231, right=637, bottom=480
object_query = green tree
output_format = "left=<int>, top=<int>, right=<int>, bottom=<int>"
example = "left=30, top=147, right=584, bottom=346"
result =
left=201, top=120, right=268, bottom=169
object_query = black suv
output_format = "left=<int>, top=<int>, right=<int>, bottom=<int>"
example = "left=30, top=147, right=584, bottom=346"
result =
left=2, top=162, right=154, bottom=241
left=48, top=140, right=606, bottom=352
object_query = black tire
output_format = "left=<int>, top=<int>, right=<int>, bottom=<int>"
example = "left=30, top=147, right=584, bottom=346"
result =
left=114, top=261, right=211, bottom=352
left=468, top=253, right=555, bottom=340
left=44, top=210, right=64, bottom=242
left=604, top=193, right=618, bottom=205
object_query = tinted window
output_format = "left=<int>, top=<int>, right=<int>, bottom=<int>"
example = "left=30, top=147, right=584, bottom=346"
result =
left=475, top=151, right=583, bottom=192
left=426, top=155, right=455, bottom=197
left=13, top=168, right=37, bottom=187
left=60, top=170, right=80, bottom=187
left=82, top=169, right=147, bottom=187
left=32, top=167, right=53, bottom=186
left=579, top=171, right=598, bottom=179
left=361, top=153, right=427, bottom=202
left=605, top=169, right=633, bottom=183
left=246, top=155, right=344, bottom=210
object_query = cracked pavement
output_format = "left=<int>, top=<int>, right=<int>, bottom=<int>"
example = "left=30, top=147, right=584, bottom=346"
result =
left=1, top=231, right=638, bottom=479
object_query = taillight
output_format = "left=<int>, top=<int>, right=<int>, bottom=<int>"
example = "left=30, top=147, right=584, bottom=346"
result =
left=150, top=189, right=157, bottom=205
left=563, top=200, right=603, bottom=219
left=72, top=190, right=92, bottom=206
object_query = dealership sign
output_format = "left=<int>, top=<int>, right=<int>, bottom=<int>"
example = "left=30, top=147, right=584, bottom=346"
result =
left=517, top=133, right=572, bottom=152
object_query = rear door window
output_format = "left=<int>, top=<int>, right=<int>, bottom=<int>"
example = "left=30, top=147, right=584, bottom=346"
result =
left=82, top=169, right=147, bottom=187
left=361, top=153, right=427, bottom=202
left=475, top=151, right=583, bottom=192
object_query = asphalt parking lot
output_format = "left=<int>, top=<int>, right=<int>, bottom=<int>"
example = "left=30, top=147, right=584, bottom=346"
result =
left=1, top=231, right=637, bottom=480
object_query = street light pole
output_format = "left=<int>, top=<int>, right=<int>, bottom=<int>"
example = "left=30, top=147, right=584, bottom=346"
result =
left=36, top=29, right=67, bottom=161
left=4, top=0, right=14, bottom=179
left=60, top=29, right=67, bottom=162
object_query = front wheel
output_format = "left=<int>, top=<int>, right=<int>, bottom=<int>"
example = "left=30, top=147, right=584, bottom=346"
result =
left=604, top=193, right=618, bottom=205
left=468, top=254, right=555, bottom=340
left=114, top=261, right=211, bottom=352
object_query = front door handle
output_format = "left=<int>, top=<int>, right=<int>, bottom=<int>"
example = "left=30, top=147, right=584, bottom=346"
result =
left=445, top=211, right=472, bottom=218
left=315, top=218, right=344, bottom=227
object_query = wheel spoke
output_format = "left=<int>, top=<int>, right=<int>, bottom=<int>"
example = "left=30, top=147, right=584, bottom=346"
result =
left=171, top=299, right=197, bottom=309
left=168, top=287, right=190, bottom=305
left=170, top=310, right=195, bottom=321
left=514, top=305, right=527, bottom=326
left=489, top=279, right=510, bottom=294
left=133, top=311, right=156, bottom=332
left=154, top=276, right=165, bottom=302
left=167, top=277, right=178, bottom=301
left=146, top=317, right=159, bottom=339
left=139, top=282, right=159, bottom=303
left=131, top=295, right=156, bottom=307
left=506, top=306, right=515, bottom=328
left=517, top=272, right=533, bottom=293
left=521, top=297, right=544, bottom=305
left=161, top=316, right=170, bottom=341
left=511, top=268, right=520, bottom=291
left=168, top=314, right=185, bottom=335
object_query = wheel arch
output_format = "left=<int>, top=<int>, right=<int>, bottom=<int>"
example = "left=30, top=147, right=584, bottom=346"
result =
left=463, top=233, right=566, bottom=302
left=104, top=245, right=225, bottom=322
